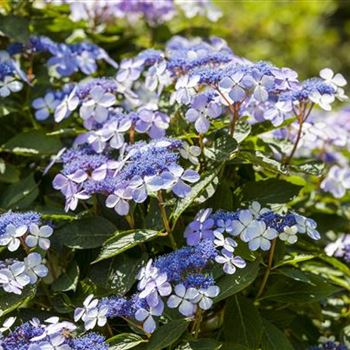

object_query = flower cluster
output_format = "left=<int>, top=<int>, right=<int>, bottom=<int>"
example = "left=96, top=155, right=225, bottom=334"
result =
left=9, top=36, right=118, bottom=78
left=29, top=35, right=346, bottom=172
left=0, top=212, right=52, bottom=294
left=76, top=238, right=219, bottom=334
left=185, top=202, right=320, bottom=273
left=72, top=202, right=321, bottom=334
left=53, top=138, right=200, bottom=214
left=40, top=77, right=172, bottom=147
left=0, top=316, right=108, bottom=350
left=44, top=0, right=222, bottom=28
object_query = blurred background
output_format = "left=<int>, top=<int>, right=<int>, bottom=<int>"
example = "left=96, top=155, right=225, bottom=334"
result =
left=214, top=0, right=350, bottom=79
left=173, top=0, right=350, bottom=80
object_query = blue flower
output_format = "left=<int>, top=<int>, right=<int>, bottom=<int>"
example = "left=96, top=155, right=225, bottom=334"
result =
left=167, top=284, right=198, bottom=316
left=32, top=92, right=60, bottom=121
left=135, top=301, right=163, bottom=334
left=215, top=249, right=246, bottom=274
left=184, top=209, right=214, bottom=245
left=185, top=92, right=222, bottom=133
left=135, top=109, right=170, bottom=139
left=241, top=220, right=278, bottom=251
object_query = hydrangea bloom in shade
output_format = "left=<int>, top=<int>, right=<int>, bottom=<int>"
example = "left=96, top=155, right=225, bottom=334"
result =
left=74, top=294, right=108, bottom=331
left=25, top=224, right=53, bottom=250
left=215, top=249, right=246, bottom=274
left=167, top=284, right=199, bottom=316
left=0, top=76, right=23, bottom=97
left=0, top=261, right=30, bottom=295
left=213, top=231, right=237, bottom=252
left=32, top=92, right=61, bottom=120
left=137, top=265, right=172, bottom=308
left=0, top=51, right=27, bottom=98
left=230, top=210, right=254, bottom=238
left=191, top=285, right=220, bottom=310
left=294, top=214, right=321, bottom=240
left=0, top=211, right=41, bottom=237
left=0, top=316, right=16, bottom=335
left=242, top=220, right=278, bottom=251
left=279, top=225, right=298, bottom=244
left=184, top=209, right=214, bottom=245
left=24, top=253, right=48, bottom=284
left=135, top=302, right=163, bottom=334
left=0, top=224, right=27, bottom=252
left=19, top=35, right=118, bottom=78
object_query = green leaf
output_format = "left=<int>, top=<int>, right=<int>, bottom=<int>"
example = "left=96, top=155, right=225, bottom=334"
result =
left=108, top=333, right=147, bottom=350
left=171, top=166, right=222, bottom=225
left=56, top=217, right=116, bottom=249
left=52, top=261, right=80, bottom=292
left=178, top=339, right=222, bottom=350
left=274, top=254, right=316, bottom=268
left=310, top=214, right=348, bottom=234
left=146, top=319, right=189, bottom=350
left=261, top=319, right=294, bottom=350
left=319, top=254, right=350, bottom=277
left=237, top=151, right=285, bottom=174
left=0, top=287, right=36, bottom=317
left=94, top=230, right=159, bottom=263
left=0, top=162, right=20, bottom=183
left=0, top=15, right=30, bottom=42
left=88, top=254, right=146, bottom=295
left=214, top=259, right=260, bottom=303
left=241, top=179, right=302, bottom=204
left=290, top=160, right=324, bottom=176
left=234, top=122, right=251, bottom=143
left=251, top=118, right=295, bottom=136
left=0, top=174, right=38, bottom=209
left=4, top=130, right=62, bottom=156
left=221, top=345, right=249, bottom=350
left=278, top=267, right=315, bottom=285
left=262, top=274, right=341, bottom=303
left=224, top=295, right=263, bottom=349
left=204, top=132, right=238, bottom=161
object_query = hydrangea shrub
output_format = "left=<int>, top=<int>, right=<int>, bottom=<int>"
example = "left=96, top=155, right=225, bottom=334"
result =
left=0, top=1, right=349, bottom=350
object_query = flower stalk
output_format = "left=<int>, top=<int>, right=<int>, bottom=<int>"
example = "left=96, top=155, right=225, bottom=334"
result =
left=157, top=191, right=177, bottom=250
